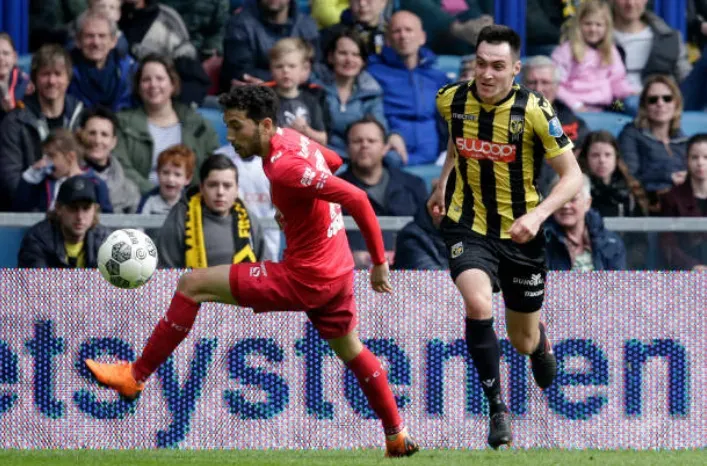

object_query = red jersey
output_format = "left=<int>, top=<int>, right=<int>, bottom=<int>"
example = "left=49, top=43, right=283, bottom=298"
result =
left=263, top=128, right=385, bottom=282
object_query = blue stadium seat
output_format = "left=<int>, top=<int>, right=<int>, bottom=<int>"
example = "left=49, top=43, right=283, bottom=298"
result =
left=404, top=164, right=442, bottom=190
left=196, top=107, right=228, bottom=146
left=17, top=54, right=32, bottom=74
left=681, top=112, right=707, bottom=137
left=577, top=112, right=634, bottom=137
left=435, top=55, right=462, bottom=81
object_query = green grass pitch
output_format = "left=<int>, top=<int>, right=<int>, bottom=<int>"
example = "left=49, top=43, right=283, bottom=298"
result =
left=0, top=449, right=704, bottom=466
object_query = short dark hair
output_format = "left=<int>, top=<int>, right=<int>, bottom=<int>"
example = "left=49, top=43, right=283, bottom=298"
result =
left=219, top=85, right=280, bottom=123
left=133, top=53, right=181, bottom=103
left=345, top=114, right=387, bottom=143
left=476, top=25, right=521, bottom=59
left=199, top=153, right=239, bottom=183
left=80, top=106, right=119, bottom=135
left=687, top=133, right=707, bottom=153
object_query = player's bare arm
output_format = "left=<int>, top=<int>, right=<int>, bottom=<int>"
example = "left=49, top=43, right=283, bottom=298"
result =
left=427, top=137, right=456, bottom=219
left=508, top=150, right=583, bottom=243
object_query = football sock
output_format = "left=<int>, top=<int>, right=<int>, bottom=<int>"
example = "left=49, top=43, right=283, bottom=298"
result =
left=465, top=318, right=507, bottom=415
left=532, top=321, right=548, bottom=356
left=132, top=291, right=201, bottom=383
left=346, top=347, right=403, bottom=437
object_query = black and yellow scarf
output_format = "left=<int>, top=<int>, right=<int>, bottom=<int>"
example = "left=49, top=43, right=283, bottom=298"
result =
left=184, top=193, right=256, bottom=268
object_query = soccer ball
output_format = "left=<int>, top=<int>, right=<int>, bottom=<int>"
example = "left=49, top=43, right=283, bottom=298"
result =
left=97, top=229, right=158, bottom=289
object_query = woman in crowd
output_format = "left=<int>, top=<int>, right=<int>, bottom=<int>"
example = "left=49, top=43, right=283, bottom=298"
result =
left=114, top=54, right=219, bottom=195
left=660, top=133, right=707, bottom=270
left=0, top=33, right=31, bottom=122
left=579, top=130, right=649, bottom=217
left=618, top=74, right=688, bottom=213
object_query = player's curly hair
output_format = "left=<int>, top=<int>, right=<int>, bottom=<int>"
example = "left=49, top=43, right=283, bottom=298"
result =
left=219, top=85, right=280, bottom=123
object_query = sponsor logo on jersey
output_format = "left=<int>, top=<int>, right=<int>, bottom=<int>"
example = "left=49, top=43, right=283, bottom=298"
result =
left=300, top=167, right=315, bottom=187
left=452, top=112, right=477, bottom=121
left=455, top=137, right=517, bottom=162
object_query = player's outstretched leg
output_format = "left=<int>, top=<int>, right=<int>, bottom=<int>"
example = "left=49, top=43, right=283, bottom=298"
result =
left=328, top=331, right=420, bottom=458
left=506, top=311, right=557, bottom=389
left=86, top=266, right=236, bottom=399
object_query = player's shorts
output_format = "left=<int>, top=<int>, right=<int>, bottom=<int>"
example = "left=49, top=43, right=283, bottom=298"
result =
left=441, top=219, right=547, bottom=313
left=229, top=261, right=357, bottom=340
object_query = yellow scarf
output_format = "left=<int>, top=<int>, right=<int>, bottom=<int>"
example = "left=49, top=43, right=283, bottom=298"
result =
left=184, top=193, right=256, bottom=268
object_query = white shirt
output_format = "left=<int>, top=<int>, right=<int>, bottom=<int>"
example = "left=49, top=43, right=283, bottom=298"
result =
left=613, top=26, right=654, bottom=91
left=147, top=122, right=182, bottom=185
left=215, top=144, right=281, bottom=261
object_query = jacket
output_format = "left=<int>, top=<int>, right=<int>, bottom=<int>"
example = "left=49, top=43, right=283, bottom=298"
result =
left=315, top=66, right=388, bottom=157
left=392, top=205, right=448, bottom=270
left=221, top=0, right=320, bottom=91
left=545, top=208, right=627, bottom=271
left=160, top=0, right=230, bottom=55
left=552, top=42, right=637, bottom=110
left=17, top=218, right=111, bottom=268
left=113, top=101, right=220, bottom=194
left=618, top=123, right=688, bottom=192
left=367, top=46, right=450, bottom=166
left=311, top=0, right=349, bottom=29
left=339, top=166, right=428, bottom=250
left=156, top=188, right=265, bottom=268
left=615, top=11, right=692, bottom=84
left=660, top=179, right=707, bottom=269
left=589, top=171, right=646, bottom=218
left=87, top=157, right=141, bottom=213
left=0, top=94, right=84, bottom=211
left=0, top=66, right=31, bottom=122
left=68, top=48, right=136, bottom=112
left=526, top=0, right=571, bottom=48
left=319, top=8, right=387, bottom=58
left=12, top=168, right=113, bottom=213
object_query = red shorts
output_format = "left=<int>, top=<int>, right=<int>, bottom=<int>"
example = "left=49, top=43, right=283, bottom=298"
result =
left=229, top=261, right=357, bottom=340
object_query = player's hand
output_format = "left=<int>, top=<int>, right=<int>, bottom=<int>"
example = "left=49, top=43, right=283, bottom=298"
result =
left=508, top=211, right=544, bottom=244
left=427, top=185, right=446, bottom=221
left=370, top=262, right=392, bottom=293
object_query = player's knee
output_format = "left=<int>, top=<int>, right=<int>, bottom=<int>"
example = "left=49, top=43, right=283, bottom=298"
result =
left=176, top=271, right=207, bottom=303
left=463, top=290, right=493, bottom=319
left=508, top=329, right=537, bottom=355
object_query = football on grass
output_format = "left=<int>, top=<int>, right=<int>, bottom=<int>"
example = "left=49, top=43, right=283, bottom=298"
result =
left=97, top=229, right=158, bottom=289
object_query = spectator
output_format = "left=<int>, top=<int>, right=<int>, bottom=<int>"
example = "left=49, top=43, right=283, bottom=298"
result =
left=545, top=174, right=627, bottom=271
left=138, top=144, right=195, bottom=214
left=612, top=0, right=692, bottom=91
left=160, top=0, right=230, bottom=60
left=311, top=0, right=350, bottom=29
left=579, top=130, right=649, bottom=217
left=221, top=0, right=319, bottom=91
left=551, top=0, right=638, bottom=113
left=660, top=133, right=707, bottom=270
left=69, top=11, right=136, bottom=111
left=0, top=33, right=32, bottom=123
left=459, top=53, right=476, bottom=80
left=618, top=74, right=688, bottom=211
left=0, top=45, right=84, bottom=211
left=120, top=0, right=211, bottom=106
left=522, top=56, right=590, bottom=149
left=68, top=0, right=131, bottom=56
left=392, top=200, right=448, bottom=270
left=266, top=38, right=328, bottom=145
left=526, top=0, right=578, bottom=57
left=114, top=54, right=219, bottom=195
left=12, top=129, right=113, bottom=213
left=315, top=29, right=404, bottom=163
left=29, top=0, right=87, bottom=51
left=79, top=107, right=141, bottom=213
left=400, top=0, right=494, bottom=56
left=338, top=116, right=427, bottom=268
left=682, top=1, right=707, bottom=111
left=17, top=174, right=111, bottom=268
left=157, top=154, right=265, bottom=268
left=367, top=11, right=451, bottom=166
left=320, top=0, right=389, bottom=59
left=216, top=143, right=281, bottom=261
left=687, top=0, right=707, bottom=51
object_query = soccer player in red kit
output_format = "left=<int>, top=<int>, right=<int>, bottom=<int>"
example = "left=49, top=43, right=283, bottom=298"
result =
left=85, top=86, right=419, bottom=457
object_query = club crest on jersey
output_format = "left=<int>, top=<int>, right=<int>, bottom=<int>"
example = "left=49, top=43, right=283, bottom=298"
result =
left=548, top=117, right=564, bottom=138
left=450, top=241, right=464, bottom=259
left=509, top=115, right=524, bottom=142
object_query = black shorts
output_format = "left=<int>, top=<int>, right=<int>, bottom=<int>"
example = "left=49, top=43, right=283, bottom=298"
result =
left=441, top=219, right=547, bottom=313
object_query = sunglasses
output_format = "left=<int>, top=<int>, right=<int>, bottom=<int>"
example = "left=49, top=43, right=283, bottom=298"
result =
left=647, top=94, right=674, bottom=104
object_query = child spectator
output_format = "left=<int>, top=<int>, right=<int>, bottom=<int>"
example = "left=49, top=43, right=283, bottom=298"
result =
left=79, top=107, right=141, bottom=213
left=12, top=129, right=113, bottom=213
left=267, top=38, right=328, bottom=145
left=551, top=0, right=638, bottom=112
left=0, top=33, right=31, bottom=122
left=138, top=144, right=195, bottom=215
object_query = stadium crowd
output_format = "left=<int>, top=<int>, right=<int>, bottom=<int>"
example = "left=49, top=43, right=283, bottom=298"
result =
left=5, top=0, right=707, bottom=272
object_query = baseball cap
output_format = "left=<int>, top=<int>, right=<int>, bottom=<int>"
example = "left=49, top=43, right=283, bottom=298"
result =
left=57, top=176, right=98, bottom=205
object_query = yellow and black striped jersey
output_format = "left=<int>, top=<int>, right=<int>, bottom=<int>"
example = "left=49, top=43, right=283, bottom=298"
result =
left=436, top=80, right=573, bottom=239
